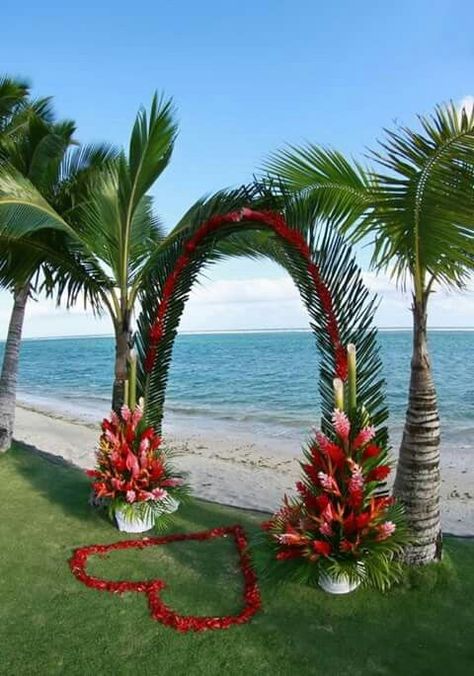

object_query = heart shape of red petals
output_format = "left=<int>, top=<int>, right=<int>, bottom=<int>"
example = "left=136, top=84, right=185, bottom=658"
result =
left=69, top=524, right=261, bottom=632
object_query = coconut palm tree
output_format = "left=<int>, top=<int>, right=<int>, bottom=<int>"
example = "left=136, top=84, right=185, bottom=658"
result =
left=264, top=102, right=474, bottom=564
left=0, top=91, right=115, bottom=452
left=0, top=94, right=189, bottom=413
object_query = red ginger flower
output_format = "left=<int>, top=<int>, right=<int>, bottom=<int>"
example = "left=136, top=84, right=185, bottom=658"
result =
left=367, top=465, right=391, bottom=482
left=363, top=444, right=381, bottom=460
left=313, top=540, right=331, bottom=557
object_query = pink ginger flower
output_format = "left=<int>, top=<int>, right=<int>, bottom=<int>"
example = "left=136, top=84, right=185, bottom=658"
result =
left=375, top=521, right=396, bottom=541
left=315, top=431, right=333, bottom=453
left=317, top=472, right=340, bottom=495
left=125, top=451, right=140, bottom=478
left=151, top=487, right=168, bottom=501
left=139, top=437, right=150, bottom=454
left=332, top=409, right=350, bottom=441
left=348, top=462, right=364, bottom=491
left=319, top=521, right=334, bottom=537
left=353, top=426, right=376, bottom=450
left=120, top=405, right=132, bottom=422
left=161, top=477, right=183, bottom=488
left=105, top=429, right=119, bottom=446
left=110, top=410, right=120, bottom=426
left=131, top=403, right=143, bottom=427
left=126, top=490, right=136, bottom=503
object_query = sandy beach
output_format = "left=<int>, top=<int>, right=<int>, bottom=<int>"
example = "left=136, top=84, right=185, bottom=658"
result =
left=13, top=402, right=474, bottom=537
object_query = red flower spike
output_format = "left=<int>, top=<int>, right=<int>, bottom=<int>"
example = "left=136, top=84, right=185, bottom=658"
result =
left=69, top=525, right=261, bottom=632
left=313, top=540, right=331, bottom=557
left=367, top=465, right=391, bottom=482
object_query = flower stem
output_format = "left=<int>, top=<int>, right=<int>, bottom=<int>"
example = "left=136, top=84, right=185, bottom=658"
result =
left=333, top=377, right=344, bottom=411
left=347, top=343, right=357, bottom=411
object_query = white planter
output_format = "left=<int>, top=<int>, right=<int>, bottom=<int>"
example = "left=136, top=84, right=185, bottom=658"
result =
left=115, top=507, right=154, bottom=533
left=318, top=571, right=361, bottom=595
left=164, top=497, right=180, bottom=514
left=114, top=498, right=180, bottom=533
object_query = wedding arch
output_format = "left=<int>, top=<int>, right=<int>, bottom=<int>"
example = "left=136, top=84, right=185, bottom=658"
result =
left=135, top=203, right=387, bottom=440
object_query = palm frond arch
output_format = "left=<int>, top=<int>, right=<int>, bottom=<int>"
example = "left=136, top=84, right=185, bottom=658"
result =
left=136, top=206, right=387, bottom=447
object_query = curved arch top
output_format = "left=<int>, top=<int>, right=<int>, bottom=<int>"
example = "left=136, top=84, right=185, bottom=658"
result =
left=136, top=205, right=386, bottom=440
left=143, top=208, right=347, bottom=379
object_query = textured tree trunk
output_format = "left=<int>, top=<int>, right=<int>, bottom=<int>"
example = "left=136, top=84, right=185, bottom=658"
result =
left=0, top=283, right=30, bottom=453
left=112, top=313, right=131, bottom=412
left=394, top=297, right=442, bottom=564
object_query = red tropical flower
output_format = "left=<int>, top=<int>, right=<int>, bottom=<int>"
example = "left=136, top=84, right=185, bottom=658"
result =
left=313, top=540, right=332, bottom=557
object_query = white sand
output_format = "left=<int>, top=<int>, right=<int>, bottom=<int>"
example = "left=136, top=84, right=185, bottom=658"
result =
left=13, top=403, right=474, bottom=536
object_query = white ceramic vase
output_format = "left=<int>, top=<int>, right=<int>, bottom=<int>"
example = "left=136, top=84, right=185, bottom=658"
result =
left=115, top=507, right=155, bottom=533
left=115, top=498, right=180, bottom=533
left=318, top=571, right=361, bottom=595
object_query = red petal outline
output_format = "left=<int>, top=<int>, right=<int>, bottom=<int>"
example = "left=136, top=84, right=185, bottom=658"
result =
left=145, top=208, right=347, bottom=380
left=69, top=525, right=261, bottom=632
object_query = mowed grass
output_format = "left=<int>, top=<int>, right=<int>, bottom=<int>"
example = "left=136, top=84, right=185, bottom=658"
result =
left=1, top=444, right=473, bottom=676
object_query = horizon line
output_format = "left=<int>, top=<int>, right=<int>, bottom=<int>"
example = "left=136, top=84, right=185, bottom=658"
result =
left=5, top=325, right=474, bottom=342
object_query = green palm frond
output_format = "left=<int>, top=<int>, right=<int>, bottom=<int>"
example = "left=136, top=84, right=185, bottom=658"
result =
left=363, top=103, right=474, bottom=297
left=264, top=144, right=371, bottom=229
left=0, top=76, right=30, bottom=129
left=120, top=92, right=177, bottom=216
left=0, top=164, right=71, bottom=237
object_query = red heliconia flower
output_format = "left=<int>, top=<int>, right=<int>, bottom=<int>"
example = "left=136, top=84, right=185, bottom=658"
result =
left=314, top=431, right=346, bottom=468
left=367, top=465, right=391, bottom=482
left=355, top=512, right=371, bottom=531
left=313, top=494, right=331, bottom=513
left=313, top=540, right=331, bottom=557
left=363, top=444, right=381, bottom=460
left=302, top=463, right=321, bottom=485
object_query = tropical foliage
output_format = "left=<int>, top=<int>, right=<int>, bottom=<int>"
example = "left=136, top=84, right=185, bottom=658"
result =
left=258, top=347, right=408, bottom=591
left=135, top=194, right=387, bottom=450
left=0, top=80, right=114, bottom=452
left=87, top=401, right=188, bottom=526
left=263, top=102, right=474, bottom=565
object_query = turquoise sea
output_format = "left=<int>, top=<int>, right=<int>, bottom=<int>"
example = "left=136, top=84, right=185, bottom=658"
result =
left=2, top=330, right=473, bottom=447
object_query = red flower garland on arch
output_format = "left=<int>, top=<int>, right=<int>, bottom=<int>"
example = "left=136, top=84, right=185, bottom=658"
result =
left=145, top=208, right=348, bottom=380
left=69, top=525, right=261, bottom=632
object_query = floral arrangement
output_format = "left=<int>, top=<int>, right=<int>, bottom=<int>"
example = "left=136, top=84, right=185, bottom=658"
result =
left=69, top=525, right=261, bottom=632
left=87, top=399, right=188, bottom=526
left=259, top=345, right=408, bottom=590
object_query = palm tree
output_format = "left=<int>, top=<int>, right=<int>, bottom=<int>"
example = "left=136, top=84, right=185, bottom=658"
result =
left=0, top=91, right=114, bottom=452
left=264, top=102, right=474, bottom=564
left=0, top=94, right=187, bottom=412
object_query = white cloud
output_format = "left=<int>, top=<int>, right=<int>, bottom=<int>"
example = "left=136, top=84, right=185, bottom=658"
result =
left=1, top=270, right=474, bottom=340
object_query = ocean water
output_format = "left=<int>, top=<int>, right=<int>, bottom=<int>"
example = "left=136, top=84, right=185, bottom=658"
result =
left=1, top=330, right=473, bottom=447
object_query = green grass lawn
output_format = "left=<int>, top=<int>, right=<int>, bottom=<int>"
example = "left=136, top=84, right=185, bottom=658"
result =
left=1, top=444, right=473, bottom=676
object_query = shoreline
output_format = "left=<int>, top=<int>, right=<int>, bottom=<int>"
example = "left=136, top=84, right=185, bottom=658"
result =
left=12, top=400, right=474, bottom=537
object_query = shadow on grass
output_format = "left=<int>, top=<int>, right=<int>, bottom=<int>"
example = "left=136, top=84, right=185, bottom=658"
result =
left=10, top=442, right=107, bottom=524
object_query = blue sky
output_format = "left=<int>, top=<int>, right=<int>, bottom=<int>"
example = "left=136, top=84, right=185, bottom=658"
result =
left=1, top=0, right=473, bottom=336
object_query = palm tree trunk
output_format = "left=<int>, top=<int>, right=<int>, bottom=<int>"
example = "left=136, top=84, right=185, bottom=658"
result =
left=394, top=296, right=442, bottom=564
left=112, top=313, right=131, bottom=411
left=0, top=283, right=29, bottom=453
